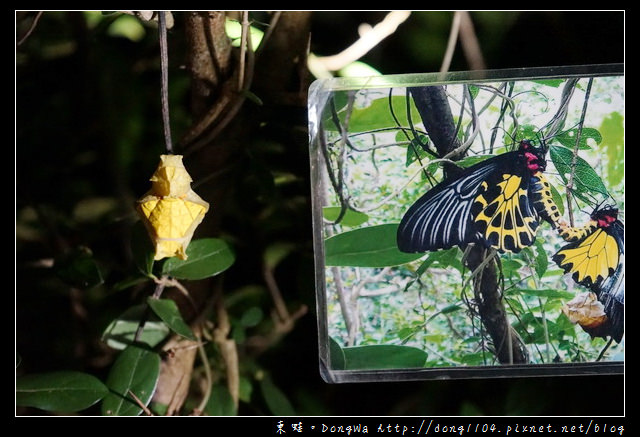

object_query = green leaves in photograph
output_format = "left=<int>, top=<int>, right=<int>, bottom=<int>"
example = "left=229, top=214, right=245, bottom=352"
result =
left=162, top=238, right=235, bottom=280
left=102, top=345, right=160, bottom=416
left=325, top=95, right=421, bottom=133
left=549, top=145, right=608, bottom=199
left=322, top=206, right=369, bottom=227
left=330, top=342, right=428, bottom=370
left=16, top=371, right=108, bottom=413
left=325, top=224, right=424, bottom=267
left=599, top=111, right=624, bottom=187
left=404, top=134, right=430, bottom=167
left=553, top=127, right=602, bottom=150
left=513, top=288, right=574, bottom=300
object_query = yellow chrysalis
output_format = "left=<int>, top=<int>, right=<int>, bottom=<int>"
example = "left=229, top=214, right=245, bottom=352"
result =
left=136, top=155, right=209, bottom=260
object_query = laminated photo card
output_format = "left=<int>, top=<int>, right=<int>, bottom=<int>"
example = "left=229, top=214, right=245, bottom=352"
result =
left=308, top=64, right=624, bottom=382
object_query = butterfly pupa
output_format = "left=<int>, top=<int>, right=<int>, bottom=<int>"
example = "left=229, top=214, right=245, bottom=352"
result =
left=136, top=154, right=209, bottom=261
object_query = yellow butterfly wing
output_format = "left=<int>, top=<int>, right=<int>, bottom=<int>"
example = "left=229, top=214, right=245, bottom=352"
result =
left=553, top=227, right=619, bottom=289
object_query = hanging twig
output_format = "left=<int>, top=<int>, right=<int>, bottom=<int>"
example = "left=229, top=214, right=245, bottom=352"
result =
left=237, top=11, right=249, bottom=91
left=256, top=11, right=281, bottom=56
left=134, top=279, right=167, bottom=342
left=308, top=11, right=411, bottom=76
left=158, top=11, right=173, bottom=153
left=441, top=11, right=462, bottom=73
left=182, top=17, right=256, bottom=155
left=192, top=339, right=213, bottom=415
left=458, top=11, right=486, bottom=70
left=17, top=11, right=44, bottom=47
left=565, top=78, right=594, bottom=226
left=128, top=390, right=154, bottom=416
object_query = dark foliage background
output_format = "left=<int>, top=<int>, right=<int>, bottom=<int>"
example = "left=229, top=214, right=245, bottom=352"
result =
left=16, top=11, right=624, bottom=416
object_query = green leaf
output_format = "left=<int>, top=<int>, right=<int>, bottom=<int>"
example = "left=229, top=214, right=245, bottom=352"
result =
left=102, top=304, right=169, bottom=350
left=501, top=258, right=524, bottom=277
left=102, top=345, right=161, bottom=416
left=147, top=298, right=196, bottom=341
left=412, top=247, right=462, bottom=278
left=550, top=145, right=609, bottom=198
left=107, top=15, right=146, bottom=42
left=149, top=401, right=169, bottom=416
left=512, top=124, right=539, bottom=143
left=341, top=344, right=428, bottom=370
left=225, top=19, right=264, bottom=49
left=204, top=384, right=237, bottom=416
left=533, top=239, right=548, bottom=278
left=337, top=60, right=382, bottom=77
left=599, top=112, right=624, bottom=187
left=343, top=95, right=421, bottom=133
left=322, top=206, right=369, bottom=227
left=404, top=134, right=430, bottom=167
left=240, top=306, right=263, bottom=327
left=455, top=154, right=495, bottom=168
left=325, top=224, right=424, bottom=267
left=113, top=275, right=151, bottom=291
left=16, top=371, right=108, bottom=413
left=532, top=78, right=564, bottom=88
left=238, top=377, right=253, bottom=403
left=260, top=376, right=295, bottom=416
left=162, top=238, right=235, bottom=280
left=512, top=288, right=574, bottom=300
left=427, top=247, right=460, bottom=267
left=324, top=224, right=425, bottom=267
left=54, top=247, right=103, bottom=289
left=131, top=221, right=155, bottom=277
left=329, top=337, right=346, bottom=370
left=263, top=242, right=295, bottom=269
left=468, top=84, right=480, bottom=99
left=460, top=351, right=487, bottom=365
left=548, top=181, right=565, bottom=216
left=440, top=304, right=462, bottom=315
left=553, top=127, right=601, bottom=150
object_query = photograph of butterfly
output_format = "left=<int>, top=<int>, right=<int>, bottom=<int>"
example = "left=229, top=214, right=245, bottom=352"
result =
left=309, top=66, right=623, bottom=380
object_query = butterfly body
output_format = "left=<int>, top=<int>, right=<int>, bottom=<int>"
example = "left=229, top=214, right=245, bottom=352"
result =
left=398, top=139, right=561, bottom=254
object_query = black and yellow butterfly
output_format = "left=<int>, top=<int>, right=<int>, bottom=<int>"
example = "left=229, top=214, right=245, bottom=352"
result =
left=553, top=206, right=624, bottom=342
left=397, top=139, right=562, bottom=254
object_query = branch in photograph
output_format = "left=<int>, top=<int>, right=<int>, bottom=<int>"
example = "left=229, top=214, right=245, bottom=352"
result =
left=566, top=78, right=594, bottom=227
left=355, top=156, right=459, bottom=213
left=408, top=85, right=529, bottom=364
left=541, top=78, right=578, bottom=140
left=332, top=266, right=360, bottom=347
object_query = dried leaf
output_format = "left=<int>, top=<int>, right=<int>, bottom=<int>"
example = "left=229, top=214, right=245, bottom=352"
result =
left=562, top=291, right=608, bottom=334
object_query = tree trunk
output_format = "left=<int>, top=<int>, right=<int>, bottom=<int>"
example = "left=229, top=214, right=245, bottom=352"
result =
left=151, top=11, right=312, bottom=414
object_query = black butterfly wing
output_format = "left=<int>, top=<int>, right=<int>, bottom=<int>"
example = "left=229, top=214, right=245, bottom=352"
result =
left=397, top=152, right=516, bottom=253
left=598, top=220, right=624, bottom=342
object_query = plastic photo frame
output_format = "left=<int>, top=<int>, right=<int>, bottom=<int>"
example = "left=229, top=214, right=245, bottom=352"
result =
left=308, top=64, right=624, bottom=382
